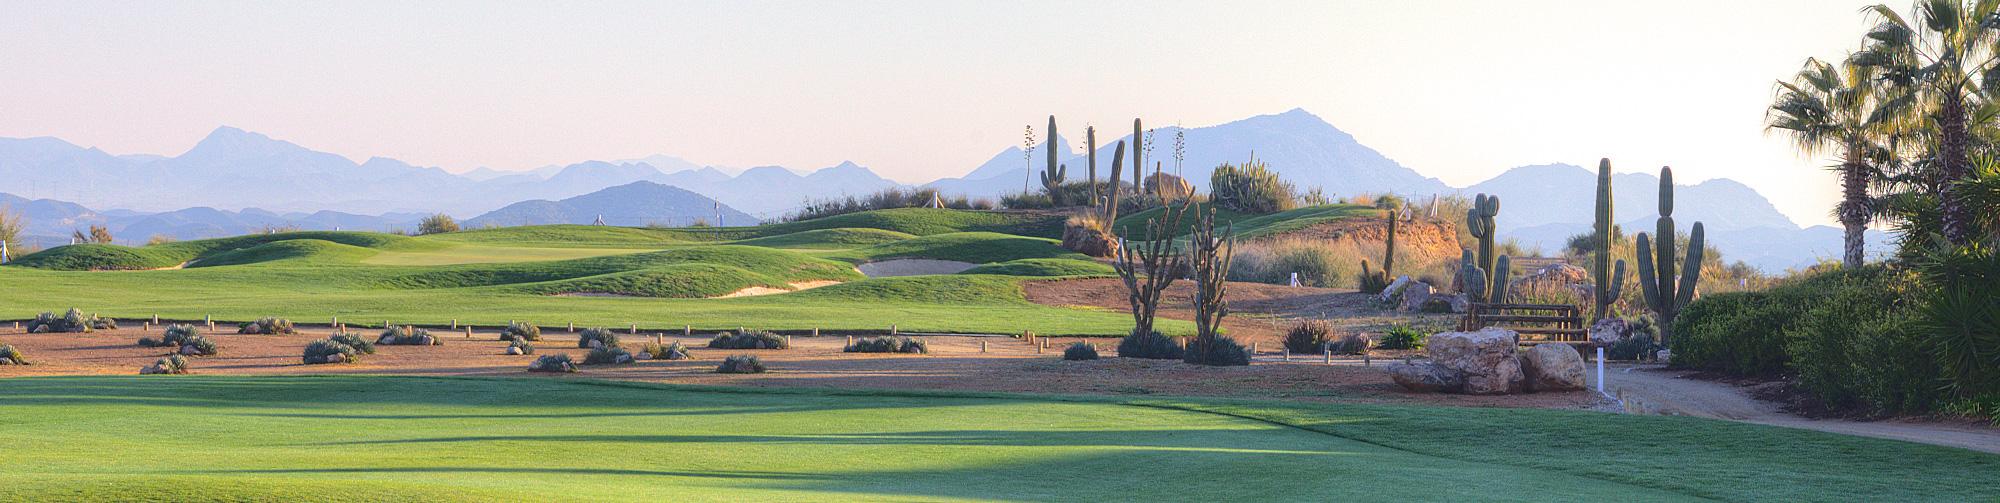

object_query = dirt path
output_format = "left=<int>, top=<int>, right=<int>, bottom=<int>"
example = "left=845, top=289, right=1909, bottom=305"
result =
left=1596, top=364, right=2000, bottom=454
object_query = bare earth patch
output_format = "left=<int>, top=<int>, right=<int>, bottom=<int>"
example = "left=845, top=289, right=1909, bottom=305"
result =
left=716, top=280, right=843, bottom=298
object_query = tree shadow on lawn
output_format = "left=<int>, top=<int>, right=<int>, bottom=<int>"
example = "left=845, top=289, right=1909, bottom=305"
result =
left=302, top=429, right=1339, bottom=456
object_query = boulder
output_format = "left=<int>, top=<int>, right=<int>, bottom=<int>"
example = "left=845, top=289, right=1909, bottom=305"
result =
left=1448, top=294, right=1473, bottom=313
left=614, top=354, right=635, bottom=364
left=1380, top=275, right=1413, bottom=303
left=636, top=352, right=654, bottom=360
left=322, top=354, right=347, bottom=364
left=1520, top=344, right=1586, bottom=391
left=1397, top=282, right=1434, bottom=311
left=1588, top=318, right=1631, bottom=347
left=178, top=345, right=205, bottom=356
left=140, top=364, right=165, bottom=375
left=1387, top=361, right=1465, bottom=393
left=415, top=335, right=437, bottom=346
left=588, top=340, right=605, bottom=349
left=1425, top=327, right=1524, bottom=395
left=505, top=346, right=524, bottom=356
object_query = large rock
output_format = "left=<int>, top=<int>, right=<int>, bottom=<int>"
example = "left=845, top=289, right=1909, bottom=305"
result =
left=1387, top=361, right=1465, bottom=393
left=1380, top=275, right=1413, bottom=303
left=140, top=364, right=165, bottom=375
left=1396, top=282, right=1434, bottom=311
left=1448, top=293, right=1473, bottom=313
left=505, top=346, right=524, bottom=356
left=1520, top=344, right=1586, bottom=391
left=1425, top=327, right=1524, bottom=395
left=178, top=345, right=205, bottom=356
left=1588, top=318, right=1632, bottom=347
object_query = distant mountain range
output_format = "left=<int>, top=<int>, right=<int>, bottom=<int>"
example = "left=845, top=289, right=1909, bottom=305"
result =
left=464, top=181, right=752, bottom=228
left=0, top=109, right=1887, bottom=270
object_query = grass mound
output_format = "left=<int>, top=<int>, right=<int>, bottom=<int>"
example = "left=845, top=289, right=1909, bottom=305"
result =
left=9, top=244, right=184, bottom=270
left=708, top=331, right=787, bottom=350
left=844, top=336, right=927, bottom=354
left=959, top=258, right=1113, bottom=277
left=716, top=354, right=767, bottom=373
left=191, top=239, right=377, bottom=267
left=12, top=231, right=421, bottom=271
left=506, top=263, right=793, bottom=298
left=377, top=246, right=862, bottom=293
left=772, top=208, right=1064, bottom=238
left=730, top=228, right=916, bottom=249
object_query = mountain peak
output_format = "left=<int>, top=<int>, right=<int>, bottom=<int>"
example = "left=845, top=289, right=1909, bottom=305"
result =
left=180, top=126, right=309, bottom=162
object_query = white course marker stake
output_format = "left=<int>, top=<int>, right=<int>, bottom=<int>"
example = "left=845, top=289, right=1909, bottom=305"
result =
left=981, top=341, right=988, bottom=353
left=1596, top=347, right=1606, bottom=393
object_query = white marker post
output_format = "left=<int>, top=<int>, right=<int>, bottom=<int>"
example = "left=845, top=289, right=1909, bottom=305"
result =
left=1595, top=347, right=1606, bottom=393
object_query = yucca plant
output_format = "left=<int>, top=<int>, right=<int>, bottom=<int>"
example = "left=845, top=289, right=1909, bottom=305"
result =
left=377, top=326, right=440, bottom=346
left=302, top=339, right=358, bottom=364
left=501, top=322, right=542, bottom=342
left=707, top=330, right=786, bottom=350
left=528, top=353, right=576, bottom=373
left=583, top=346, right=634, bottom=365
left=331, top=332, right=376, bottom=354
left=0, top=344, right=29, bottom=365
left=577, top=328, right=619, bottom=349
left=1282, top=320, right=1335, bottom=354
left=237, top=317, right=295, bottom=335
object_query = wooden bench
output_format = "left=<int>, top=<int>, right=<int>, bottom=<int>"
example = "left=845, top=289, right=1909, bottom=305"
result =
left=1460, top=303, right=1592, bottom=346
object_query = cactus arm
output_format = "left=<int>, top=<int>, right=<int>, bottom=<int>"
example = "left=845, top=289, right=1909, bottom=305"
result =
left=1635, top=233, right=1661, bottom=311
left=1086, top=126, right=1097, bottom=204
left=1384, top=211, right=1398, bottom=277
left=1492, top=255, right=1511, bottom=302
left=1103, top=141, right=1126, bottom=226
left=1675, top=222, right=1704, bottom=307
left=1607, top=259, right=1626, bottom=303
left=1132, top=119, right=1144, bottom=192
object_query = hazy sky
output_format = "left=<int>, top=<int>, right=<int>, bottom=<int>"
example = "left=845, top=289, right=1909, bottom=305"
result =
left=0, top=0, right=1884, bottom=226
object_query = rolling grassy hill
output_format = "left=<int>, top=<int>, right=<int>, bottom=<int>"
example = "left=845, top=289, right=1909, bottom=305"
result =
left=0, top=376, right=1990, bottom=502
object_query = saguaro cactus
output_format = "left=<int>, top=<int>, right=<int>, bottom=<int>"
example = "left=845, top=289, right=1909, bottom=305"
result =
left=1383, top=207, right=1399, bottom=277
left=1102, top=141, right=1127, bottom=226
left=1593, top=159, right=1626, bottom=320
left=1085, top=126, right=1098, bottom=204
left=1636, top=166, right=1704, bottom=344
left=1463, top=194, right=1507, bottom=302
left=1131, top=119, right=1144, bottom=192
left=1040, top=163, right=1067, bottom=205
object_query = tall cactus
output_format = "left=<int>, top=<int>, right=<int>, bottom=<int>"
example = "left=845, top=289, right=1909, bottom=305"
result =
left=1085, top=126, right=1098, bottom=204
left=1592, top=159, right=1627, bottom=320
left=1131, top=119, right=1144, bottom=193
left=1383, top=208, right=1399, bottom=277
left=1635, top=166, right=1704, bottom=344
left=1464, top=193, right=1507, bottom=302
left=1102, top=141, right=1127, bottom=228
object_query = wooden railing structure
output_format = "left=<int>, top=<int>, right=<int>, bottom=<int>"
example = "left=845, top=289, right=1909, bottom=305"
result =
left=1459, top=303, right=1590, bottom=346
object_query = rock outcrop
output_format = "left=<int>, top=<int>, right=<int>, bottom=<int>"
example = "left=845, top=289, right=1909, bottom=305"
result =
left=1519, top=344, right=1586, bottom=391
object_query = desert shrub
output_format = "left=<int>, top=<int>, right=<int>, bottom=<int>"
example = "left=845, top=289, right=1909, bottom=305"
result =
left=1327, top=333, right=1370, bottom=355
left=1782, top=267, right=1942, bottom=415
left=1209, top=157, right=1295, bottom=214
left=528, top=353, right=576, bottom=373
left=500, top=322, right=542, bottom=342
left=1227, top=238, right=1363, bottom=288
left=1183, top=335, right=1251, bottom=366
left=577, top=328, right=619, bottom=349
left=1671, top=292, right=1799, bottom=376
left=150, top=354, right=191, bottom=374
left=330, top=332, right=376, bottom=354
left=1060, top=210, right=1118, bottom=257
left=177, top=334, right=219, bottom=356
left=583, top=346, right=634, bottom=365
left=302, top=338, right=358, bottom=364
left=140, top=324, right=201, bottom=348
left=417, top=213, right=459, bottom=235
left=845, top=336, right=927, bottom=354
left=636, top=341, right=689, bottom=360
left=1606, top=332, right=1659, bottom=361
left=1062, top=342, right=1100, bottom=360
left=1357, top=270, right=1391, bottom=295
left=1000, top=192, right=1055, bottom=210
left=0, top=344, right=29, bottom=365
left=716, top=354, right=767, bottom=373
left=708, top=330, right=787, bottom=350
left=1283, top=321, right=1334, bottom=354
left=27, top=308, right=113, bottom=333
left=507, top=338, right=536, bottom=355
left=787, top=187, right=988, bottom=221
left=1376, top=324, right=1426, bottom=350
left=237, top=317, right=295, bottom=335
left=377, top=326, right=441, bottom=346
left=1117, top=329, right=1185, bottom=359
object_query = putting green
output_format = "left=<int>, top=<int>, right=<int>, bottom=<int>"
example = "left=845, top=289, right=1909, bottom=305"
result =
left=0, top=376, right=1990, bottom=501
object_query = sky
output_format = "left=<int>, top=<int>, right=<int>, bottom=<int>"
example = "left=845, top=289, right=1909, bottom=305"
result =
left=0, top=0, right=1886, bottom=227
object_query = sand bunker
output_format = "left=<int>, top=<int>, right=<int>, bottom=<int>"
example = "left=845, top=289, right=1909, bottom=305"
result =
left=856, top=259, right=977, bottom=277
left=715, top=280, right=843, bottom=298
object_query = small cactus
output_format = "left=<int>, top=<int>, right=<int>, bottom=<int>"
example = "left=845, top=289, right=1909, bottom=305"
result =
left=1462, top=195, right=1508, bottom=302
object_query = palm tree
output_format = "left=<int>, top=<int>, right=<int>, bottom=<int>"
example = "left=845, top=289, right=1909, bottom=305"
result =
left=1851, top=1, right=2000, bottom=246
left=1767, top=57, right=1900, bottom=267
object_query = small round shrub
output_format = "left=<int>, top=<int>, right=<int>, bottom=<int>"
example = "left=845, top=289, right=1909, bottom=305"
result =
left=528, top=353, right=576, bottom=373
left=1327, top=333, right=1369, bottom=355
left=716, top=355, right=767, bottom=373
left=641, top=341, right=691, bottom=360
left=1282, top=321, right=1334, bottom=354
left=177, top=334, right=219, bottom=356
left=302, top=338, right=359, bottom=364
left=1117, top=330, right=1185, bottom=359
left=0, top=344, right=30, bottom=365
left=377, top=326, right=440, bottom=346
left=577, top=328, right=620, bottom=349
left=141, top=324, right=202, bottom=348
left=1062, top=342, right=1100, bottom=361
left=583, top=346, right=635, bottom=365
left=708, top=330, right=787, bottom=350
left=1184, top=335, right=1251, bottom=366
left=330, top=332, right=376, bottom=354
left=142, top=354, right=191, bottom=375
left=845, top=336, right=926, bottom=354
left=500, top=322, right=542, bottom=342
left=238, top=317, right=295, bottom=335
left=507, top=338, right=536, bottom=355
left=1376, top=324, right=1426, bottom=350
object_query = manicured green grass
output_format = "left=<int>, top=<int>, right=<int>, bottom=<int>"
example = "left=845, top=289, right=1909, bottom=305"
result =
left=827, top=232, right=1085, bottom=264
left=0, top=376, right=1988, bottom=502
left=959, top=258, right=1114, bottom=277
left=359, top=244, right=663, bottom=265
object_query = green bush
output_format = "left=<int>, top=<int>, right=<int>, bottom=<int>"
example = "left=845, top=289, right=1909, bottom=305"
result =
left=716, top=354, right=767, bottom=373
left=845, top=336, right=927, bottom=354
left=528, top=354, right=576, bottom=373
left=1209, top=158, right=1296, bottom=214
left=237, top=317, right=294, bottom=335
left=583, top=346, right=634, bottom=365
left=1183, top=335, right=1251, bottom=366
left=507, top=338, right=535, bottom=355
left=577, top=328, right=619, bottom=349
left=500, top=322, right=542, bottom=342
left=1606, top=332, right=1659, bottom=361
left=636, top=341, right=689, bottom=360
left=28, top=308, right=113, bottom=333
left=1062, top=342, right=1100, bottom=361
left=1671, top=292, right=1796, bottom=375
left=1783, top=267, right=1942, bottom=415
left=1282, top=321, right=1333, bottom=354
left=140, top=324, right=201, bottom=348
left=1327, top=333, right=1369, bottom=355
left=302, top=339, right=358, bottom=364
left=1376, top=324, right=1425, bottom=350
left=330, top=332, right=375, bottom=354
left=177, top=334, right=218, bottom=356
left=1117, top=330, right=1184, bottom=360
left=142, top=354, right=191, bottom=375
left=377, top=326, right=440, bottom=346
left=0, top=344, right=29, bottom=365
left=708, top=331, right=787, bottom=350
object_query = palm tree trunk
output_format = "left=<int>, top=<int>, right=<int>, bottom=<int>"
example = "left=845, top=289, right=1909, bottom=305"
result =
left=1939, top=91, right=1973, bottom=245
left=1839, top=146, right=1870, bottom=268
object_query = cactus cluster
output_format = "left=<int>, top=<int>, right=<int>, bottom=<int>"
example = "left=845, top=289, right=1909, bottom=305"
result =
left=1461, top=194, right=1508, bottom=302
left=1358, top=206, right=1400, bottom=294
left=1593, top=159, right=1627, bottom=320
left=1635, top=167, right=1704, bottom=343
